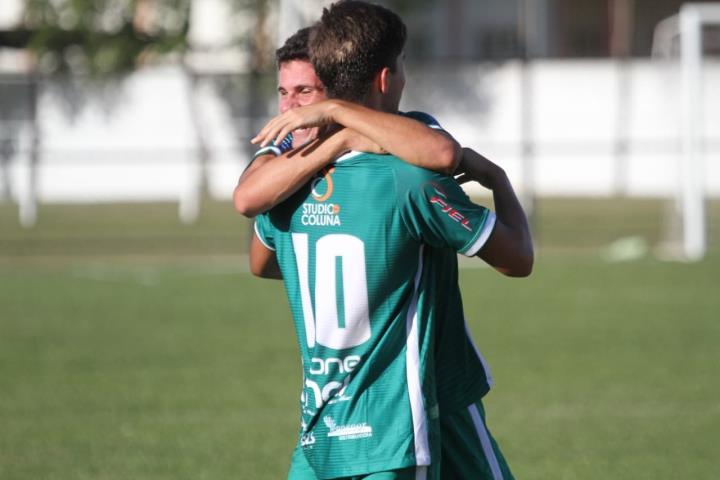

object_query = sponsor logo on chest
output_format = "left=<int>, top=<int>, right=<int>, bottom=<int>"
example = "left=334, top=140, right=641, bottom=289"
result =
left=301, top=202, right=341, bottom=226
left=301, top=167, right=342, bottom=226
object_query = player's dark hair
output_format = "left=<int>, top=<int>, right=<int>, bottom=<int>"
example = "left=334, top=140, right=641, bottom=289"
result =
left=309, top=1, right=407, bottom=101
left=276, top=27, right=313, bottom=66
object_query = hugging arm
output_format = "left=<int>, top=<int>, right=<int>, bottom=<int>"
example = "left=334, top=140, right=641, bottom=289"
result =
left=234, top=129, right=354, bottom=218
left=456, top=148, right=534, bottom=277
left=235, top=102, right=461, bottom=218
left=249, top=232, right=282, bottom=279
left=253, top=100, right=461, bottom=175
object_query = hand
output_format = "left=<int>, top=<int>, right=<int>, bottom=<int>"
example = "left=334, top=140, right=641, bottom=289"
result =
left=290, top=127, right=385, bottom=161
left=454, top=148, right=502, bottom=190
left=291, top=126, right=321, bottom=149
left=252, top=100, right=340, bottom=148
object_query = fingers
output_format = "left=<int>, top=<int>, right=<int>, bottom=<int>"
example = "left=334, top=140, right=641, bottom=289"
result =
left=274, top=125, right=294, bottom=147
left=252, top=103, right=336, bottom=147
left=252, top=116, right=293, bottom=147
left=252, top=110, right=310, bottom=147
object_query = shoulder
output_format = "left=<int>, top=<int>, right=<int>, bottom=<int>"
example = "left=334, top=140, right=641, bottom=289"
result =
left=382, top=155, right=449, bottom=201
left=399, top=110, right=443, bottom=130
left=340, top=151, right=437, bottom=177
left=334, top=151, right=441, bottom=195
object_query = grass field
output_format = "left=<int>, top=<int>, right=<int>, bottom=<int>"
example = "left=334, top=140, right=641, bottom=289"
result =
left=1, top=199, right=719, bottom=479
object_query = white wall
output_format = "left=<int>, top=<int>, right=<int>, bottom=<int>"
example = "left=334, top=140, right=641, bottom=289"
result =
left=2, top=58, right=719, bottom=212
left=0, top=0, right=23, bottom=29
left=402, top=58, right=720, bottom=197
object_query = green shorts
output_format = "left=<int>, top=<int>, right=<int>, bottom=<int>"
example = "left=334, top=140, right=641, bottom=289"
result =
left=286, top=399, right=512, bottom=480
left=439, top=399, right=514, bottom=480
left=287, top=444, right=439, bottom=479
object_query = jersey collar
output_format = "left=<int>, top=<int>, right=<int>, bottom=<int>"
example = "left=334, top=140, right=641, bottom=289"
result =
left=335, top=151, right=364, bottom=163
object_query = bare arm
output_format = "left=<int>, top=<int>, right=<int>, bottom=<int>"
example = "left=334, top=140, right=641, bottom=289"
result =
left=249, top=232, right=282, bottom=279
left=456, top=148, right=534, bottom=277
left=234, top=128, right=365, bottom=217
left=253, top=100, right=461, bottom=174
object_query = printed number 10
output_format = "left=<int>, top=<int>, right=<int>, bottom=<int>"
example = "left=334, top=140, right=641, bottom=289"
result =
left=292, top=233, right=371, bottom=350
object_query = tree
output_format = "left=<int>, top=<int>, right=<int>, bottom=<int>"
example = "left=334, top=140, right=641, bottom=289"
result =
left=23, top=0, right=191, bottom=76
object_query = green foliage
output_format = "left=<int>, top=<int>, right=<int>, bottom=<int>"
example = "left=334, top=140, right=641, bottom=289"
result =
left=23, top=0, right=191, bottom=76
left=16, top=0, right=432, bottom=77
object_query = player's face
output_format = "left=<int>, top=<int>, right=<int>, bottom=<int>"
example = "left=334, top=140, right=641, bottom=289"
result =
left=277, top=60, right=326, bottom=113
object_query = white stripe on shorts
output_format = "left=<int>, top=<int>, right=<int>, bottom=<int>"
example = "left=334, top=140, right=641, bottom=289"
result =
left=468, top=403, right=504, bottom=480
left=415, top=466, right=428, bottom=480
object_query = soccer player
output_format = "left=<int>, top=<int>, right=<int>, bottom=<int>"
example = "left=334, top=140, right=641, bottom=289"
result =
left=248, top=2, right=533, bottom=478
left=239, top=26, right=513, bottom=479
left=242, top=20, right=527, bottom=480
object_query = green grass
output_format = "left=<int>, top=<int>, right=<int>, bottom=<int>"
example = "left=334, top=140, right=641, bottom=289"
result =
left=1, top=199, right=719, bottom=479
left=0, top=201, right=253, bottom=257
left=0, top=263, right=298, bottom=479
left=472, top=253, right=720, bottom=479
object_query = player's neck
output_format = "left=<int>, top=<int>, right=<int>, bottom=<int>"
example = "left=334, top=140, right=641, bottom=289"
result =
left=361, top=92, right=393, bottom=113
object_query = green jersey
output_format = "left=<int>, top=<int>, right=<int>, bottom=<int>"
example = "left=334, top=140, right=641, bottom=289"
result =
left=255, top=152, right=495, bottom=478
left=252, top=111, right=496, bottom=415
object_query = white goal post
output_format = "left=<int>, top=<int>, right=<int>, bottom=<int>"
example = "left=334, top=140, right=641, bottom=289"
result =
left=679, top=3, right=720, bottom=261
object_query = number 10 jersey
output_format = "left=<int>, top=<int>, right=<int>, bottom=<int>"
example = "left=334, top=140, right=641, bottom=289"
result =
left=254, top=152, right=495, bottom=479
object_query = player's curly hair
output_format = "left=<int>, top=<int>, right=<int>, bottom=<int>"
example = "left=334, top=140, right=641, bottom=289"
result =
left=309, top=0, right=407, bottom=102
left=276, top=27, right=313, bottom=66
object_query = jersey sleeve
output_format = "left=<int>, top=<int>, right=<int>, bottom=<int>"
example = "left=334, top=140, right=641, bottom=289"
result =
left=399, top=173, right=496, bottom=257
left=253, top=213, right=277, bottom=251
left=400, top=111, right=445, bottom=132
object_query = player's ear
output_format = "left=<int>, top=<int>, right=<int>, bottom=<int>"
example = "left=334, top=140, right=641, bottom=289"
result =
left=377, top=67, right=391, bottom=94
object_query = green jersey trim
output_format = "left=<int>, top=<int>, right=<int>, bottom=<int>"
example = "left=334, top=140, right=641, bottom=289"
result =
left=459, top=211, right=496, bottom=257
left=253, top=220, right=275, bottom=251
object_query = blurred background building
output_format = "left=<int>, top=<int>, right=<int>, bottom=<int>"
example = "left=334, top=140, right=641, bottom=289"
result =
left=1, top=0, right=719, bottom=256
